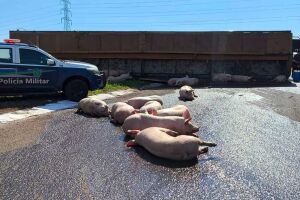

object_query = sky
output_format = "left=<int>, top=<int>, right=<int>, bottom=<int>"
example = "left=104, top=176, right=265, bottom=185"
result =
left=0, top=0, right=299, bottom=40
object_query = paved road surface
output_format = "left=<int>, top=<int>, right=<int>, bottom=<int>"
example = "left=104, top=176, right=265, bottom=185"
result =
left=1, top=87, right=300, bottom=199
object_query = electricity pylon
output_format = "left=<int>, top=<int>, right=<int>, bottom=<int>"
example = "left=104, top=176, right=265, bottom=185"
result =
left=61, top=0, right=72, bottom=31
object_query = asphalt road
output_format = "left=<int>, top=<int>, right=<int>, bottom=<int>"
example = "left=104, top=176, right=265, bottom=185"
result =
left=1, top=87, right=300, bottom=199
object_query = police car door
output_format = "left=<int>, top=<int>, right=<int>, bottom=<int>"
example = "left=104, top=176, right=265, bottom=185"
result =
left=17, top=47, right=59, bottom=92
left=0, top=46, right=17, bottom=93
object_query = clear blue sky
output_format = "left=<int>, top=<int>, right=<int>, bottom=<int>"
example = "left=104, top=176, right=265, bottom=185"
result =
left=0, top=0, right=299, bottom=40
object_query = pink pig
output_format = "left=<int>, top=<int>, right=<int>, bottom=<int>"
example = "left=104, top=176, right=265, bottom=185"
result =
left=122, top=110, right=199, bottom=136
left=125, top=95, right=163, bottom=109
left=126, top=127, right=216, bottom=161
left=139, top=101, right=163, bottom=113
left=110, top=102, right=138, bottom=124
left=156, top=105, right=191, bottom=118
left=179, top=85, right=198, bottom=101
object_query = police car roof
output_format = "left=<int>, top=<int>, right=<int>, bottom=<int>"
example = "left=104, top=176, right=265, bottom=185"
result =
left=0, top=42, right=37, bottom=48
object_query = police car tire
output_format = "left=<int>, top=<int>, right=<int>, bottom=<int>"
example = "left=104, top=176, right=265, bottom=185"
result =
left=64, top=79, right=88, bottom=101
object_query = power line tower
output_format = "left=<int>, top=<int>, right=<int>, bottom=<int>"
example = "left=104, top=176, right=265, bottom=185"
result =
left=61, top=0, right=72, bottom=31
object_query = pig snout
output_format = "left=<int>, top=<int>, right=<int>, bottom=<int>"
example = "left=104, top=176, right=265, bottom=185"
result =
left=198, top=146, right=209, bottom=155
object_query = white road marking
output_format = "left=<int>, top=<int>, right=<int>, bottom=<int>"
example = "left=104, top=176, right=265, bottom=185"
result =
left=0, top=89, right=135, bottom=124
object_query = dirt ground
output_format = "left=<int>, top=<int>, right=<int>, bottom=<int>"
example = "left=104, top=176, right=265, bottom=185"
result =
left=0, top=113, right=53, bottom=153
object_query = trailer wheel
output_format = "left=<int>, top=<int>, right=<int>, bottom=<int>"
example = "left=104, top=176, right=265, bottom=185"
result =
left=64, top=79, right=88, bottom=102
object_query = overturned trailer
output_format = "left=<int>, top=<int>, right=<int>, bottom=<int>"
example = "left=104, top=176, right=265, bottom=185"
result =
left=10, top=31, right=292, bottom=82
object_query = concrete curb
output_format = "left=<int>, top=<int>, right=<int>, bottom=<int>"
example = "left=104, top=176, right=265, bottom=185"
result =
left=0, top=89, right=136, bottom=124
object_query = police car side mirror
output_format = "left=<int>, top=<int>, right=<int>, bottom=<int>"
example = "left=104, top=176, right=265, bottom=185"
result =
left=47, top=59, right=55, bottom=66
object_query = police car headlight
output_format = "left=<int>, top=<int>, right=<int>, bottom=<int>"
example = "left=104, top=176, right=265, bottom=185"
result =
left=88, top=69, right=101, bottom=75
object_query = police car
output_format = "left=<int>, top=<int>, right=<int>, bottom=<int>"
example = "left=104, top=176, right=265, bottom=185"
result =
left=0, top=39, right=106, bottom=101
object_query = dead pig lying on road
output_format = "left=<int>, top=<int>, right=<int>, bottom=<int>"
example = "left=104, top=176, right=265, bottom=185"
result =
left=272, top=75, right=287, bottom=83
left=122, top=110, right=199, bottom=136
left=107, top=73, right=132, bottom=83
left=179, top=85, right=198, bottom=101
left=212, top=73, right=232, bottom=83
left=110, top=102, right=138, bottom=124
left=126, top=127, right=217, bottom=161
left=231, top=75, right=254, bottom=83
left=77, top=97, right=109, bottom=117
left=175, top=76, right=199, bottom=87
left=126, top=95, right=163, bottom=109
left=167, top=75, right=199, bottom=87
left=140, top=101, right=163, bottom=113
left=156, top=105, right=191, bottom=118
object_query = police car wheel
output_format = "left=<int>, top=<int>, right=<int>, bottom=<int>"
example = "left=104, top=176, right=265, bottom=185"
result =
left=64, top=79, right=88, bottom=101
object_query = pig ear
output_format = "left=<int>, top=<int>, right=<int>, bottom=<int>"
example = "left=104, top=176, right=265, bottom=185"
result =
left=184, top=118, right=192, bottom=125
left=127, top=130, right=140, bottom=137
left=126, top=140, right=136, bottom=147
left=182, top=109, right=192, bottom=120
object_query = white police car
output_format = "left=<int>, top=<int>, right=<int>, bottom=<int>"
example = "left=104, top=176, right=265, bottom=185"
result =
left=0, top=39, right=106, bottom=101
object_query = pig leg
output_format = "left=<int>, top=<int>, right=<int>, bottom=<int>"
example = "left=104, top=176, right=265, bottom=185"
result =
left=162, top=129, right=180, bottom=137
left=126, top=140, right=137, bottom=147
left=110, top=118, right=118, bottom=124
left=199, top=140, right=217, bottom=147
left=127, top=130, right=140, bottom=137
left=190, top=133, right=199, bottom=138
left=76, top=108, right=83, bottom=114
left=198, top=146, right=209, bottom=154
left=193, top=91, right=198, bottom=98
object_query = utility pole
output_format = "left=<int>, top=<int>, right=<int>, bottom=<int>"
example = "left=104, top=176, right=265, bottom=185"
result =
left=61, top=0, right=72, bottom=31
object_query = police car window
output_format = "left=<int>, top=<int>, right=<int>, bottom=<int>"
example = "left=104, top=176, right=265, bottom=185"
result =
left=0, top=48, right=13, bottom=63
left=19, top=48, right=50, bottom=65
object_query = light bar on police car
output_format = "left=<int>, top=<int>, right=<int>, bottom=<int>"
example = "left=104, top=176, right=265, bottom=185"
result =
left=4, top=39, right=21, bottom=43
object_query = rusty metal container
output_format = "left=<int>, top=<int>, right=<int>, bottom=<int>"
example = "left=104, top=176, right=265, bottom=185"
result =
left=10, top=31, right=292, bottom=81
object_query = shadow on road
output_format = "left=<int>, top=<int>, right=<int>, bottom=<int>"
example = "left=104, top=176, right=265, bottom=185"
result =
left=120, top=134, right=206, bottom=168
left=0, top=93, right=66, bottom=114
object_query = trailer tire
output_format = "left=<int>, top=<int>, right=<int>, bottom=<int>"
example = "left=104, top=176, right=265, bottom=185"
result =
left=64, top=79, right=88, bottom=102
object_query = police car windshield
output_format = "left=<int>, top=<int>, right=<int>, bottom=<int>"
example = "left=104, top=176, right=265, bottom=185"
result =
left=38, top=48, right=60, bottom=61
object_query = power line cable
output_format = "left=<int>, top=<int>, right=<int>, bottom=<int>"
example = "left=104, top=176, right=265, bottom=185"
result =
left=73, top=4, right=300, bottom=18
left=73, top=15, right=300, bottom=26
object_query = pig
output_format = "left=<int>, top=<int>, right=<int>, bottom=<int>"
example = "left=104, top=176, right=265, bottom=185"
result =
left=108, top=73, right=132, bottom=83
left=104, top=69, right=128, bottom=77
left=212, top=73, right=232, bottom=82
left=122, top=110, right=199, bottom=136
left=126, top=127, right=217, bottom=161
left=168, top=78, right=178, bottom=86
left=126, top=95, right=163, bottom=109
left=168, top=75, right=189, bottom=86
left=110, top=102, right=138, bottom=124
left=231, top=75, right=253, bottom=83
left=139, top=101, right=163, bottom=113
left=272, top=75, right=287, bottom=83
left=175, top=77, right=199, bottom=87
left=179, top=85, right=198, bottom=101
left=77, top=97, right=109, bottom=117
left=156, top=105, right=191, bottom=118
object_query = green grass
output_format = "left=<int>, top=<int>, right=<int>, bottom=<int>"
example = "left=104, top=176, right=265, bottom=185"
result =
left=88, top=79, right=148, bottom=96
